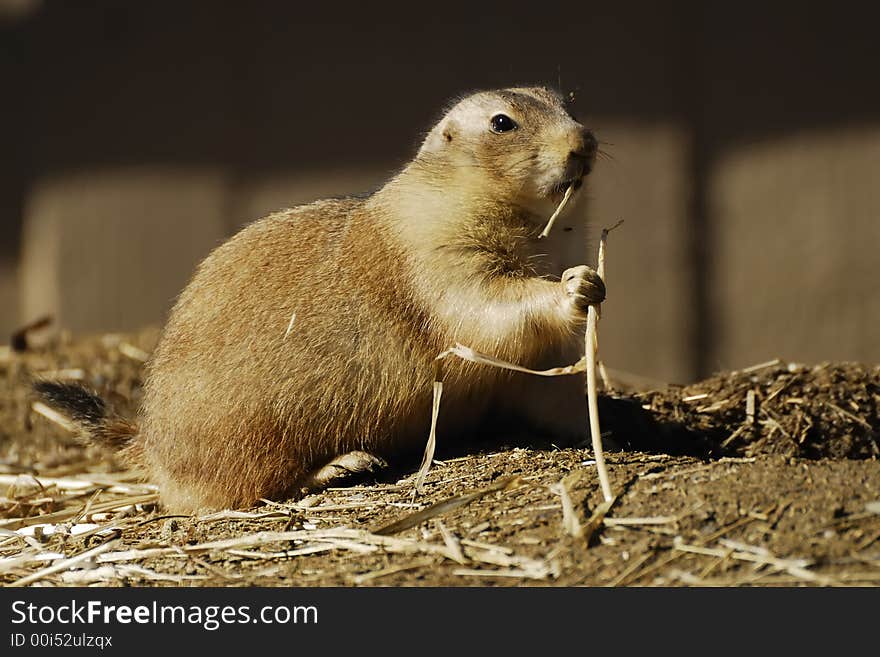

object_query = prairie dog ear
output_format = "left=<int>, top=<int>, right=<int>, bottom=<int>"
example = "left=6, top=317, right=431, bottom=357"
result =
left=418, top=118, right=457, bottom=156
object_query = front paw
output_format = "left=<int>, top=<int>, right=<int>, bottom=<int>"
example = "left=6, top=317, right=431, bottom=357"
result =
left=562, top=265, right=606, bottom=315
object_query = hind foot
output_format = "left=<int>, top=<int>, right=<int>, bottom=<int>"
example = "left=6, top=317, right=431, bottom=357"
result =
left=299, top=451, right=387, bottom=493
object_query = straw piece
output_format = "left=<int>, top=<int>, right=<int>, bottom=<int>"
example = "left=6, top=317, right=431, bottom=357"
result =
left=538, top=184, right=575, bottom=239
left=438, top=343, right=586, bottom=377
left=603, top=515, right=679, bottom=527
left=586, top=221, right=623, bottom=503
left=34, top=368, right=86, bottom=380
left=373, top=476, right=520, bottom=536
left=8, top=539, right=119, bottom=587
left=461, top=545, right=549, bottom=573
left=60, top=564, right=207, bottom=584
left=118, top=342, right=150, bottom=362
left=414, top=363, right=444, bottom=493
left=284, top=312, right=297, bottom=340
left=436, top=520, right=466, bottom=564
left=459, top=539, right=515, bottom=555
left=549, top=479, right=582, bottom=537
left=31, top=402, right=78, bottom=433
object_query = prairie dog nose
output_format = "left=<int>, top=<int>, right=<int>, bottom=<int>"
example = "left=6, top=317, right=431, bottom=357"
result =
left=570, top=129, right=598, bottom=160
left=564, top=129, right=597, bottom=178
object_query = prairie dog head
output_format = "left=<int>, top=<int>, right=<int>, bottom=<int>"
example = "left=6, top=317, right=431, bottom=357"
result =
left=415, top=87, right=597, bottom=219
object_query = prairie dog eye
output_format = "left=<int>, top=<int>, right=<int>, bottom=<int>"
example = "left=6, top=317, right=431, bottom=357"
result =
left=490, top=114, right=517, bottom=133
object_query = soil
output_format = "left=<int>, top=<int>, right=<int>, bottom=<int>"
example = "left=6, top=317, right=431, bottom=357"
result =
left=1, top=330, right=879, bottom=587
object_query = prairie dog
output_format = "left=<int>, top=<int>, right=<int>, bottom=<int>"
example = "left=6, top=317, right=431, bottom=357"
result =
left=37, top=87, right=604, bottom=512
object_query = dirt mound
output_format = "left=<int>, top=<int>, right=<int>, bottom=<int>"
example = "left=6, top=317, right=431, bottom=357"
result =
left=603, top=362, right=880, bottom=461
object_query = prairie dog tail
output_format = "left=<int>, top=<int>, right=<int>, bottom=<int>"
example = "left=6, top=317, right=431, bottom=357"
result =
left=33, top=381, right=138, bottom=451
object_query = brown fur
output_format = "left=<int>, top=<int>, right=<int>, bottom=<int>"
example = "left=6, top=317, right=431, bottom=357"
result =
left=38, top=87, right=603, bottom=512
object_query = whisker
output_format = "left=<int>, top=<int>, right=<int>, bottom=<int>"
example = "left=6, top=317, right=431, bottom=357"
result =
left=504, top=153, right=538, bottom=174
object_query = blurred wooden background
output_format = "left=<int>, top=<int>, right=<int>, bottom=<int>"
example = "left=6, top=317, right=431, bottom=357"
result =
left=2, top=1, right=878, bottom=383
